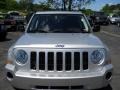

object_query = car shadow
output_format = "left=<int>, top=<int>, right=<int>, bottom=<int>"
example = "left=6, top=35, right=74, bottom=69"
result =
left=0, top=38, right=11, bottom=42
left=95, top=84, right=112, bottom=90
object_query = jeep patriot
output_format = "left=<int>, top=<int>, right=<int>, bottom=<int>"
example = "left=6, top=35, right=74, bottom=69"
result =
left=5, top=11, right=113, bottom=90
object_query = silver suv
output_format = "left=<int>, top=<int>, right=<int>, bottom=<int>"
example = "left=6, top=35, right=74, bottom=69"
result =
left=5, top=11, right=113, bottom=90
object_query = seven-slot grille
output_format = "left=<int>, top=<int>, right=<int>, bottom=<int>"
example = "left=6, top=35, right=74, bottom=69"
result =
left=30, top=51, right=88, bottom=71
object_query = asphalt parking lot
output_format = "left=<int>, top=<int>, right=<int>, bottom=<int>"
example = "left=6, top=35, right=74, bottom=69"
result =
left=0, top=25, right=120, bottom=90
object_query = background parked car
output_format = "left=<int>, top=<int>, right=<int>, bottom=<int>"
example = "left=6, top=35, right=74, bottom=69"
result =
left=4, top=11, right=25, bottom=31
left=0, top=13, right=7, bottom=40
left=109, top=13, right=120, bottom=24
left=87, top=16, right=100, bottom=32
left=91, top=11, right=109, bottom=25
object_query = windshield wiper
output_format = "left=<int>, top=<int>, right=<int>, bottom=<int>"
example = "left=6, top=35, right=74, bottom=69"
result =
left=52, top=29, right=82, bottom=33
left=28, top=29, right=48, bottom=33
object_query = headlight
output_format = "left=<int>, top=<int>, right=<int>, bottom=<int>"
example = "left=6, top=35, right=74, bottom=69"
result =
left=91, top=50, right=105, bottom=65
left=14, top=50, right=28, bottom=65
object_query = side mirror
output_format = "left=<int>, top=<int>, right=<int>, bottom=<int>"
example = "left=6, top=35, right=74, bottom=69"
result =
left=93, top=25, right=100, bottom=32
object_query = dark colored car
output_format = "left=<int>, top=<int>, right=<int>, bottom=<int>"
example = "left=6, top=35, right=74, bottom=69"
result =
left=0, top=24, right=7, bottom=40
left=0, top=13, right=7, bottom=40
left=91, top=12, right=109, bottom=25
left=87, top=16, right=100, bottom=32
left=4, top=11, right=25, bottom=31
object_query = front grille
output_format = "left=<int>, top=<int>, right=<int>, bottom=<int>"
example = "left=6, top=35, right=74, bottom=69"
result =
left=30, top=52, right=37, bottom=70
left=74, top=52, right=80, bottom=70
left=56, top=52, right=63, bottom=71
left=48, top=52, right=54, bottom=70
left=30, top=51, right=88, bottom=71
left=39, top=52, right=45, bottom=70
left=65, top=52, right=71, bottom=71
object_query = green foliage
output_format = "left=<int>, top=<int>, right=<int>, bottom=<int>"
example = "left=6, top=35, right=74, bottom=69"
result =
left=0, top=0, right=95, bottom=13
left=5, top=0, right=19, bottom=10
left=0, top=0, right=6, bottom=9
left=101, top=4, right=120, bottom=14
left=81, top=8, right=94, bottom=15
left=19, top=0, right=34, bottom=12
left=33, top=3, right=51, bottom=11
left=0, top=0, right=19, bottom=12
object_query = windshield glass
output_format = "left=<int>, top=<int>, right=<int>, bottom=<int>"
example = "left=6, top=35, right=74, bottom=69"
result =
left=94, top=12, right=106, bottom=16
left=10, top=12, right=20, bottom=16
left=112, top=14, right=119, bottom=17
left=27, top=14, right=90, bottom=33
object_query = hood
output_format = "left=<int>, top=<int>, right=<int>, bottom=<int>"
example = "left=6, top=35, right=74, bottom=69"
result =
left=15, top=33, right=104, bottom=49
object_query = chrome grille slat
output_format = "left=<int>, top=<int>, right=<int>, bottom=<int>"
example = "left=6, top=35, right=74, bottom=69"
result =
left=63, top=52, right=65, bottom=71
left=36, top=52, right=39, bottom=71
left=30, top=50, right=89, bottom=72
left=54, top=52, right=56, bottom=71
left=80, top=52, right=83, bottom=70
left=45, top=52, right=48, bottom=71
left=71, top=52, right=74, bottom=71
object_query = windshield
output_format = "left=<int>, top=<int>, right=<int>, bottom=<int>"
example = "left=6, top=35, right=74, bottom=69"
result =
left=112, top=14, right=119, bottom=17
left=10, top=12, right=20, bottom=16
left=27, top=14, right=90, bottom=33
left=94, top=12, right=106, bottom=16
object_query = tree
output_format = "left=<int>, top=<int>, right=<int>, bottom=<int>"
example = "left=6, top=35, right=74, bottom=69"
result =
left=19, top=0, right=34, bottom=11
left=33, top=3, right=51, bottom=11
left=0, top=0, right=6, bottom=9
left=48, top=0, right=95, bottom=10
left=81, top=8, right=94, bottom=15
left=101, top=4, right=112, bottom=14
left=101, top=4, right=120, bottom=14
left=5, top=0, right=19, bottom=10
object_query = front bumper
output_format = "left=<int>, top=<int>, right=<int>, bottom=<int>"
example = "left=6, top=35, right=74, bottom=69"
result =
left=5, top=64, right=113, bottom=90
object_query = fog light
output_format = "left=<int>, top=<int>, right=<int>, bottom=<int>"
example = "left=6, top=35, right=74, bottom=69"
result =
left=106, top=72, right=112, bottom=80
left=5, top=60, right=13, bottom=64
left=7, top=72, right=13, bottom=81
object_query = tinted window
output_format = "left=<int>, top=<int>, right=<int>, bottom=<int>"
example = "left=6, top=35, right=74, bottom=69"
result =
left=94, top=12, right=106, bottom=16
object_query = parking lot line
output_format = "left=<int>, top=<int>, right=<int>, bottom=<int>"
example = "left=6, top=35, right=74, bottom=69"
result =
left=101, top=31, right=120, bottom=38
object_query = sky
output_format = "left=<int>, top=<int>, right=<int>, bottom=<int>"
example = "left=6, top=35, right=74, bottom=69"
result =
left=34, top=0, right=120, bottom=11
left=86, top=0, right=120, bottom=11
